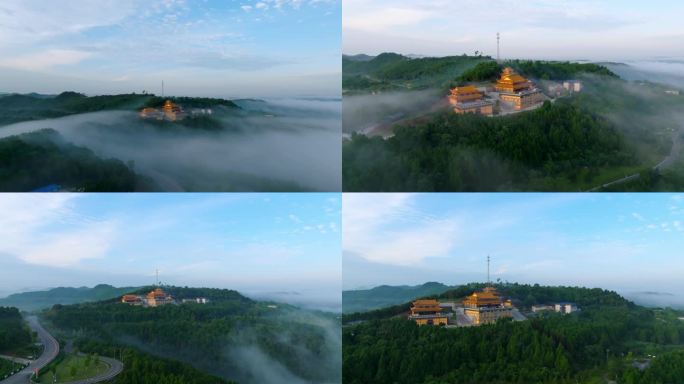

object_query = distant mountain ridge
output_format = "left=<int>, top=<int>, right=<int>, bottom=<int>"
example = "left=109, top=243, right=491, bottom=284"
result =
left=0, top=284, right=141, bottom=311
left=343, top=282, right=452, bottom=313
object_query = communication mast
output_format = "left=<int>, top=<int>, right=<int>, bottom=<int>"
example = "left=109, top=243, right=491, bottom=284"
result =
left=162, top=80, right=165, bottom=98
left=487, top=255, right=491, bottom=285
left=496, top=32, right=500, bottom=62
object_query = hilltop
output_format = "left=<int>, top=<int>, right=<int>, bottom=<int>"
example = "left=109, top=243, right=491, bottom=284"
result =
left=343, top=282, right=684, bottom=384
left=42, top=286, right=341, bottom=384
left=0, top=92, right=239, bottom=126
left=343, top=54, right=684, bottom=192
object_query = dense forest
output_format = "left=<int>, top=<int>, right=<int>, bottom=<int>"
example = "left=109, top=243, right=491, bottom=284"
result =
left=343, top=53, right=488, bottom=92
left=343, top=284, right=684, bottom=384
left=43, top=286, right=340, bottom=384
left=0, top=129, right=149, bottom=192
left=0, top=284, right=142, bottom=311
left=508, top=60, right=618, bottom=80
left=344, top=101, right=633, bottom=191
left=0, top=307, right=31, bottom=353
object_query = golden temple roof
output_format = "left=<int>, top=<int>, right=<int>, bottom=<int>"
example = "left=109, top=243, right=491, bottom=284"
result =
left=451, top=85, right=480, bottom=94
left=464, top=286, right=505, bottom=307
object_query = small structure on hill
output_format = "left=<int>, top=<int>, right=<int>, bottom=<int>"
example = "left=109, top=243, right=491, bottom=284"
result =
left=563, top=80, right=582, bottom=93
left=121, top=294, right=143, bottom=306
left=409, top=299, right=449, bottom=326
left=181, top=297, right=209, bottom=304
left=554, top=302, right=578, bottom=314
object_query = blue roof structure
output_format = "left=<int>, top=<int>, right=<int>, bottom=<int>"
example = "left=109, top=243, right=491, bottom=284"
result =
left=31, top=184, right=60, bottom=192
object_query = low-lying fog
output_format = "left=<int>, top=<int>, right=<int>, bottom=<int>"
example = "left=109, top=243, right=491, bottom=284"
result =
left=605, top=58, right=684, bottom=90
left=342, top=89, right=441, bottom=135
left=0, top=98, right=341, bottom=191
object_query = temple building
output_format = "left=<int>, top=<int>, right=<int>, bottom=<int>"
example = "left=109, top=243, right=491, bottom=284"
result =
left=121, top=294, right=143, bottom=306
left=139, top=100, right=187, bottom=121
left=448, top=85, right=494, bottom=116
left=408, top=299, right=449, bottom=326
left=161, top=100, right=186, bottom=121
left=146, top=288, right=175, bottom=307
left=463, top=286, right=513, bottom=325
left=495, top=67, right=544, bottom=110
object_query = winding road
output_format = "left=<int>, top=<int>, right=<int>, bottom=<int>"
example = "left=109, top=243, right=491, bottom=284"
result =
left=57, top=355, right=123, bottom=384
left=0, top=316, right=59, bottom=384
left=0, top=317, right=123, bottom=384
left=587, top=125, right=684, bottom=191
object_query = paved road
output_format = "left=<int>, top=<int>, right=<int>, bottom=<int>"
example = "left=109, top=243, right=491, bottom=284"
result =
left=588, top=125, right=684, bottom=192
left=57, top=355, right=123, bottom=384
left=0, top=317, right=123, bottom=384
left=0, top=316, right=60, bottom=384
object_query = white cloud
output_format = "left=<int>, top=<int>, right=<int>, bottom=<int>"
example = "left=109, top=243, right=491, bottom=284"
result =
left=21, top=223, right=116, bottom=267
left=0, top=49, right=91, bottom=71
left=343, top=193, right=459, bottom=266
left=343, top=7, right=434, bottom=32
left=0, top=194, right=116, bottom=268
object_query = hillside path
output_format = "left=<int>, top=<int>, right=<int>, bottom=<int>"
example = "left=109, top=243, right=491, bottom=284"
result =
left=0, top=316, right=59, bottom=384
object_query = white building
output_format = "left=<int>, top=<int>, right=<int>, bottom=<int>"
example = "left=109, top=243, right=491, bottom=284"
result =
left=182, top=297, right=209, bottom=304
left=531, top=305, right=554, bottom=313
left=563, top=80, right=582, bottom=92
left=554, top=302, right=578, bottom=314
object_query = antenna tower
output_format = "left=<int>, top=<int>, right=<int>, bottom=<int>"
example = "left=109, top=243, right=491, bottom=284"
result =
left=156, top=269, right=159, bottom=287
left=487, top=255, right=491, bottom=285
left=496, top=32, right=500, bottom=62
left=162, top=80, right=164, bottom=98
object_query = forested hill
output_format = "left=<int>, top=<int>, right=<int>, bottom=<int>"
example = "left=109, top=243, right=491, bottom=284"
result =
left=343, top=53, right=617, bottom=92
left=0, top=92, right=239, bottom=126
left=43, top=286, right=341, bottom=384
left=343, top=282, right=451, bottom=313
left=0, top=284, right=142, bottom=311
left=343, top=283, right=684, bottom=384
left=344, top=100, right=632, bottom=192
left=0, top=129, right=153, bottom=192
left=0, top=307, right=32, bottom=353
left=342, top=282, right=631, bottom=324
left=343, top=53, right=489, bottom=92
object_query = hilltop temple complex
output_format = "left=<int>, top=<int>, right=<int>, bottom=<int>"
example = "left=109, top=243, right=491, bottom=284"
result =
left=448, top=66, right=550, bottom=116
left=121, top=287, right=175, bottom=307
left=139, top=100, right=187, bottom=121
left=408, top=299, right=449, bottom=326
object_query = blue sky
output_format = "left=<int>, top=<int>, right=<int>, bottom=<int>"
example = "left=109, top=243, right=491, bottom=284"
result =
left=0, top=193, right=341, bottom=310
left=344, top=0, right=684, bottom=61
left=344, top=193, right=684, bottom=304
left=0, top=0, right=340, bottom=97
